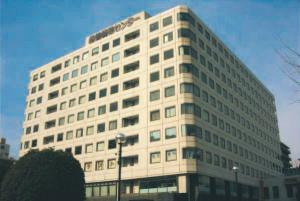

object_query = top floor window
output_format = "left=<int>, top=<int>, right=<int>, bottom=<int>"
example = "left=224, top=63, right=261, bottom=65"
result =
left=125, top=30, right=140, bottom=42
left=163, top=16, right=172, bottom=27
left=177, top=12, right=195, bottom=26
left=51, top=64, right=62, bottom=73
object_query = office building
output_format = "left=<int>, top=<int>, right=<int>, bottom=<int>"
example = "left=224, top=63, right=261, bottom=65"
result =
left=19, top=5, right=283, bottom=201
left=0, top=138, right=10, bottom=159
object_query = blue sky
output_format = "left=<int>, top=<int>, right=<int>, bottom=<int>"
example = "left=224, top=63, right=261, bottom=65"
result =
left=1, top=0, right=299, bottom=159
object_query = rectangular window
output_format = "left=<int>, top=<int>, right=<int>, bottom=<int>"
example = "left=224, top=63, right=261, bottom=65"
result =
left=85, top=144, right=93, bottom=153
left=75, top=146, right=82, bottom=155
left=124, top=61, right=139, bottom=73
left=123, top=96, right=139, bottom=108
left=163, top=32, right=173, bottom=43
left=86, top=126, right=94, bottom=135
left=166, top=149, right=177, bottom=161
left=98, top=105, right=106, bottom=115
left=76, top=128, right=83, bottom=138
left=91, top=62, right=98, bottom=71
left=81, top=65, right=88, bottom=74
left=164, top=49, right=174, bottom=60
left=163, top=16, right=172, bottom=27
left=99, top=88, right=107, bottom=98
left=95, top=160, right=104, bottom=171
left=97, top=123, right=105, bottom=133
left=150, top=110, right=160, bottom=121
left=150, top=71, right=159, bottom=82
left=102, top=42, right=109, bottom=52
left=113, top=38, right=120, bottom=47
left=109, top=120, right=117, bottom=130
left=96, top=141, right=105, bottom=152
left=101, top=57, right=109, bottom=67
left=165, top=106, right=176, bottom=118
left=150, top=37, right=159, bottom=48
left=71, top=69, right=78, bottom=78
left=165, top=127, right=176, bottom=139
left=112, top=52, right=120, bottom=62
left=125, top=30, right=140, bottom=42
left=150, top=54, right=159, bottom=65
left=66, top=131, right=73, bottom=140
left=149, top=22, right=159, bottom=32
left=164, top=67, right=174, bottom=78
left=108, top=159, right=116, bottom=169
left=111, top=68, right=119, bottom=78
left=92, top=47, right=99, bottom=56
left=150, top=152, right=161, bottom=164
left=123, top=78, right=139, bottom=90
left=109, top=102, right=118, bottom=112
left=100, top=72, right=108, bottom=82
left=124, top=45, right=140, bottom=57
left=150, top=130, right=160, bottom=142
left=150, top=90, right=160, bottom=101
left=110, top=85, right=118, bottom=94
left=165, top=86, right=175, bottom=97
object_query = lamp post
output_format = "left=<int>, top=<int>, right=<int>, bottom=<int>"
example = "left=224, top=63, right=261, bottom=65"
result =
left=116, top=133, right=126, bottom=201
left=232, top=166, right=239, bottom=200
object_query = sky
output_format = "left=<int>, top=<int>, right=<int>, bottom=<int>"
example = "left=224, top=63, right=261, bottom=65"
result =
left=0, top=0, right=299, bottom=160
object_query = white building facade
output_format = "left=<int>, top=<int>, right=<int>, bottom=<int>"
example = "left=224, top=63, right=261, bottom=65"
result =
left=20, top=5, right=283, bottom=201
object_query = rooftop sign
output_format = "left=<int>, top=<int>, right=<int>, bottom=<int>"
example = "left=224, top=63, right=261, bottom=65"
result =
left=88, top=16, right=141, bottom=44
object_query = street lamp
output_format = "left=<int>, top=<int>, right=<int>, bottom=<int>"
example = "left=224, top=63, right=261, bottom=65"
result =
left=232, top=166, right=239, bottom=200
left=116, top=133, right=126, bottom=201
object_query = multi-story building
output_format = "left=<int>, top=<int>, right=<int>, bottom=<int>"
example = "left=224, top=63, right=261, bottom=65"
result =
left=0, top=137, right=10, bottom=159
left=19, top=5, right=283, bottom=201
left=281, top=142, right=292, bottom=170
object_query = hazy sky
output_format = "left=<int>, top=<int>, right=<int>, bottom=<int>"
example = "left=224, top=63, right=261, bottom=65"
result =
left=1, top=0, right=299, bottom=160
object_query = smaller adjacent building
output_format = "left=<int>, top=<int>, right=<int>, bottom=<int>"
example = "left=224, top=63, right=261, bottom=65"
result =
left=0, top=137, right=10, bottom=159
left=281, top=142, right=292, bottom=170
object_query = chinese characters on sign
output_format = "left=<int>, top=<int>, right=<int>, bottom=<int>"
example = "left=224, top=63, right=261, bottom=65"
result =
left=88, top=16, right=141, bottom=44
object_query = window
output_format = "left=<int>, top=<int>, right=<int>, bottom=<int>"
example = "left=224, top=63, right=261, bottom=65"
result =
left=150, top=152, right=161, bottom=164
left=122, top=115, right=139, bottom=127
left=181, top=103, right=201, bottom=118
left=99, top=88, right=107, bottom=98
left=63, top=73, right=69, bottom=81
left=108, top=140, right=116, bottom=149
left=149, top=22, right=159, bottom=32
left=76, top=128, right=83, bottom=138
left=113, top=38, right=120, bottom=47
left=51, top=64, right=62, bottom=73
left=70, top=84, right=77, bottom=92
left=183, top=147, right=203, bottom=160
left=86, top=126, right=94, bottom=135
left=81, top=65, right=88, bottom=74
left=49, top=77, right=60, bottom=86
left=181, top=124, right=202, bottom=138
left=69, top=98, right=76, bottom=107
left=166, top=149, right=177, bottom=161
left=77, top=112, right=84, bottom=121
left=150, top=54, right=159, bottom=65
left=124, top=61, right=139, bottom=73
left=164, top=49, right=174, bottom=60
left=75, top=146, right=82, bottom=155
left=88, top=64, right=96, bottom=74
left=60, top=102, right=66, bottom=110
left=88, top=92, right=96, bottom=101
left=61, top=87, right=68, bottom=96
left=165, top=127, right=176, bottom=139
left=84, top=162, right=92, bottom=172
left=96, top=141, right=105, bottom=152
left=92, top=47, right=99, bottom=56
left=40, top=71, right=46, bottom=78
left=66, top=131, right=73, bottom=140
left=71, top=69, right=78, bottom=78
left=150, top=71, right=159, bottom=82
left=64, top=60, right=71, bottom=68
left=180, top=83, right=200, bottom=97
left=111, top=68, right=119, bottom=78
left=48, top=90, right=59, bottom=100
left=112, top=52, right=120, bottom=62
left=85, top=144, right=93, bottom=153
left=46, top=105, right=57, bottom=114
left=109, top=102, right=118, bottom=112
left=123, top=96, right=139, bottom=108
left=33, top=125, right=39, bottom=133
left=163, top=16, right=172, bottom=27
left=164, top=67, right=174, bottom=78
left=150, top=110, right=160, bottom=121
left=57, top=133, right=63, bottom=142
left=177, top=28, right=196, bottom=41
left=150, top=37, right=159, bottom=48
left=165, top=86, right=175, bottom=97
left=108, top=159, right=116, bottom=169
left=79, top=80, right=87, bottom=89
left=179, top=63, right=199, bottom=77
left=214, top=154, right=220, bottom=166
left=73, top=56, right=79, bottom=64
left=45, top=120, right=56, bottom=129
left=150, top=90, right=160, bottom=101
left=101, top=57, right=109, bottom=67
left=97, top=123, right=105, bottom=133
left=123, top=42, right=140, bottom=55
left=36, top=97, right=42, bottom=105
left=67, top=114, right=75, bottom=123
left=272, top=186, right=279, bottom=199
left=109, top=120, right=117, bottom=130
left=177, top=12, right=195, bottom=26
left=165, top=106, right=176, bottom=118
left=206, top=151, right=212, bottom=164
left=78, top=95, right=86, bottom=104
left=125, top=30, right=140, bottom=42
left=163, top=32, right=173, bottom=43
left=102, top=42, right=109, bottom=52
left=82, top=51, right=89, bottom=60
left=123, top=78, right=139, bottom=90
left=150, top=130, right=160, bottom=142
left=110, top=85, right=118, bottom=94
left=98, top=105, right=106, bottom=115
left=43, top=135, right=54, bottom=145
left=203, top=110, right=210, bottom=122
left=178, top=45, right=197, bottom=59
left=95, top=160, right=104, bottom=171
left=100, top=72, right=108, bottom=82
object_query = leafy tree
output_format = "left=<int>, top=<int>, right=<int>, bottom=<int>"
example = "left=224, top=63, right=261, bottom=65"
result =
left=0, top=149, right=85, bottom=201
left=0, top=159, right=13, bottom=190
